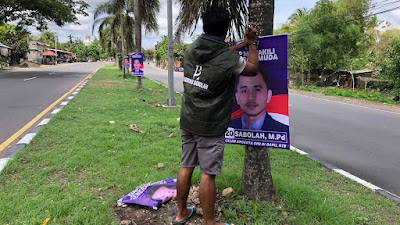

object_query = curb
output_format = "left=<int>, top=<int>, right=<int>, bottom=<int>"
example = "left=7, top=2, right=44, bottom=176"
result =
left=0, top=68, right=98, bottom=173
left=290, top=145, right=400, bottom=204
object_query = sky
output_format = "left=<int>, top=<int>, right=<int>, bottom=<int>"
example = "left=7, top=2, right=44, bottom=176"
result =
left=27, top=0, right=400, bottom=49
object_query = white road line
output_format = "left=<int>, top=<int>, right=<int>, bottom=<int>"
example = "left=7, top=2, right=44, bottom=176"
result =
left=17, top=133, right=36, bottom=145
left=67, top=96, right=74, bottom=100
left=37, top=118, right=50, bottom=126
left=24, top=77, right=37, bottom=81
left=51, top=108, right=61, bottom=114
left=60, top=101, right=68, bottom=106
left=290, top=145, right=382, bottom=192
left=0, top=158, right=11, bottom=172
left=332, top=168, right=380, bottom=191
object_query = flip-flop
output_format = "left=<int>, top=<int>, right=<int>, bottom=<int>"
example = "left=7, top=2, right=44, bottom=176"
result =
left=172, top=207, right=196, bottom=225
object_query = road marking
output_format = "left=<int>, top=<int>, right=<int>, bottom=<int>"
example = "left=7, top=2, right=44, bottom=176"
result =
left=37, top=118, right=50, bottom=126
left=24, top=77, right=36, bottom=81
left=51, top=108, right=61, bottom=114
left=0, top=158, right=11, bottom=172
left=290, top=145, right=400, bottom=203
left=17, top=133, right=36, bottom=145
left=0, top=68, right=100, bottom=153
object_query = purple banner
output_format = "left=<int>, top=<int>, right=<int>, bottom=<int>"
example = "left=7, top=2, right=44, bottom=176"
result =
left=124, top=55, right=130, bottom=69
left=225, top=34, right=290, bottom=149
left=117, top=178, right=176, bottom=210
left=131, top=52, right=144, bottom=76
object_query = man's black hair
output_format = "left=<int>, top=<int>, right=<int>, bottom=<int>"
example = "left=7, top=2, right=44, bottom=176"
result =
left=235, top=66, right=271, bottom=92
left=202, top=6, right=231, bottom=36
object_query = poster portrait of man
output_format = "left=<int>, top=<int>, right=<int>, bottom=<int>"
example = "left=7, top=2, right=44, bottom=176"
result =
left=131, top=52, right=144, bottom=76
left=225, top=34, right=290, bottom=149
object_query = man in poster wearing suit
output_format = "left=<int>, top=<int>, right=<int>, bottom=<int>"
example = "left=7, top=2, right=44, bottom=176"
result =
left=230, top=67, right=288, bottom=132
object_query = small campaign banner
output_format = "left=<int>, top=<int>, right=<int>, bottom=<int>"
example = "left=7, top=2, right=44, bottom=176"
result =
left=131, top=52, right=144, bottom=76
left=124, top=54, right=130, bottom=69
left=225, top=34, right=290, bottom=149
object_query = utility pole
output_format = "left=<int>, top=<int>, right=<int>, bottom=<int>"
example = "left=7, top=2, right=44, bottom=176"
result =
left=55, top=36, right=57, bottom=65
left=166, top=0, right=176, bottom=106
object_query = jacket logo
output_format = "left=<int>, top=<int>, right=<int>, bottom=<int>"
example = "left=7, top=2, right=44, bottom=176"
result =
left=193, top=65, right=202, bottom=80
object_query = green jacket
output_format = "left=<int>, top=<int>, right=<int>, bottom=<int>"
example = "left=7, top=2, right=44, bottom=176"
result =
left=180, top=35, right=240, bottom=136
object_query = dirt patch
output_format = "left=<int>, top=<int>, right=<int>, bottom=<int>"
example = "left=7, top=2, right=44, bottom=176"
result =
left=112, top=185, right=227, bottom=225
left=290, top=89, right=400, bottom=114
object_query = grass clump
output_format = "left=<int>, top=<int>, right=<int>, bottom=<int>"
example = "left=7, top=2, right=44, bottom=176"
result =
left=0, top=65, right=399, bottom=224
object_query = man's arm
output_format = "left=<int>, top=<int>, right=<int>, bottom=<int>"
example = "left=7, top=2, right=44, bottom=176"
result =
left=229, top=26, right=259, bottom=76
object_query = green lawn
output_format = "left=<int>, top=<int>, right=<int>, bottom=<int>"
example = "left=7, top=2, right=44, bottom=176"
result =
left=1, top=65, right=399, bottom=224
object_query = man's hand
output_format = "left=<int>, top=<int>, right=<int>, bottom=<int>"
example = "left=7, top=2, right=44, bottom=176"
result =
left=244, top=26, right=258, bottom=46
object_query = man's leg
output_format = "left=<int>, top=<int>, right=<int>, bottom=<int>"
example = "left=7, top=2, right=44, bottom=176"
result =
left=201, top=173, right=232, bottom=225
left=175, top=167, right=194, bottom=222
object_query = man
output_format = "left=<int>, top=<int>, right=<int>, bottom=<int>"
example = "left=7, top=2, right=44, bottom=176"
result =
left=230, top=67, right=289, bottom=131
left=132, top=58, right=143, bottom=73
left=174, top=6, right=259, bottom=225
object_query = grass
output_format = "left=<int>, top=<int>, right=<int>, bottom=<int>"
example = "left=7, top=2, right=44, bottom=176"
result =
left=0, top=65, right=399, bottom=224
left=293, top=85, right=398, bottom=104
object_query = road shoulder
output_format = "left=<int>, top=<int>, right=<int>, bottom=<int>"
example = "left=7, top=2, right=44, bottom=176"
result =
left=290, top=89, right=400, bottom=114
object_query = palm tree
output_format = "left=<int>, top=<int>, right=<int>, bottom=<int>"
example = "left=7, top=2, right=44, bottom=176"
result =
left=133, top=0, right=160, bottom=89
left=93, top=0, right=135, bottom=69
left=243, top=0, right=275, bottom=203
left=175, top=0, right=248, bottom=40
left=288, top=8, right=308, bottom=25
left=175, top=0, right=276, bottom=202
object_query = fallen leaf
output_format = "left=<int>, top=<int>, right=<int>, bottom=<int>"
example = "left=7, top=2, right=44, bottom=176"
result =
left=41, top=218, right=50, bottom=225
left=236, top=212, right=246, bottom=220
left=129, top=124, right=147, bottom=134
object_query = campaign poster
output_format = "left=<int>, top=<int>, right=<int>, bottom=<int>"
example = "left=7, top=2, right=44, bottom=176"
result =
left=131, top=52, right=144, bottom=76
left=225, top=34, right=290, bottom=149
left=124, top=54, right=130, bottom=69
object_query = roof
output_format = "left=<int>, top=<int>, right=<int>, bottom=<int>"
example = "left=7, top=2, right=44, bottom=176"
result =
left=29, top=41, right=50, bottom=47
left=42, top=50, right=57, bottom=56
left=47, top=49, right=75, bottom=55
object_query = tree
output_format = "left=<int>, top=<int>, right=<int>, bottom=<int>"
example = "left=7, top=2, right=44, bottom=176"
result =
left=133, top=0, right=160, bottom=89
left=175, top=0, right=248, bottom=40
left=0, top=24, right=29, bottom=65
left=37, top=31, right=57, bottom=48
left=93, top=0, right=135, bottom=70
left=0, top=0, right=88, bottom=30
left=240, top=0, right=276, bottom=202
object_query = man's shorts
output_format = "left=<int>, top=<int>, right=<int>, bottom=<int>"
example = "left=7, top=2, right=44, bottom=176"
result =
left=179, top=128, right=225, bottom=175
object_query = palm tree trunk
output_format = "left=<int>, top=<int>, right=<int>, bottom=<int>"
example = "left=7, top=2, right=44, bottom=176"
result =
left=120, top=13, right=125, bottom=71
left=242, top=0, right=275, bottom=202
left=134, top=0, right=142, bottom=89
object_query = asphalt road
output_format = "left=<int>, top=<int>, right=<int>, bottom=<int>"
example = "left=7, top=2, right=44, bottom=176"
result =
left=144, top=62, right=400, bottom=197
left=144, top=62, right=184, bottom=93
left=0, top=61, right=111, bottom=146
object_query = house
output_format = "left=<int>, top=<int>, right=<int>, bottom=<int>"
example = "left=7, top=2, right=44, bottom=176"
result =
left=26, top=41, right=49, bottom=64
left=47, top=49, right=75, bottom=63
left=0, top=42, right=12, bottom=67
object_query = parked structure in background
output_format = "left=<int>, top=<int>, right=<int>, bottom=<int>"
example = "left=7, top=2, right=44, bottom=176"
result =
left=27, top=41, right=49, bottom=64
left=48, top=49, right=75, bottom=63
left=0, top=42, right=12, bottom=67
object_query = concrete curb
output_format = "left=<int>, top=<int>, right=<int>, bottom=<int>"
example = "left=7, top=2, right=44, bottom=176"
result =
left=290, top=145, right=400, bottom=204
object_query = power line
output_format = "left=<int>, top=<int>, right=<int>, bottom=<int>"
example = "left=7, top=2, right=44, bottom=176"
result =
left=370, top=0, right=400, bottom=11
left=289, top=4, right=400, bottom=37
